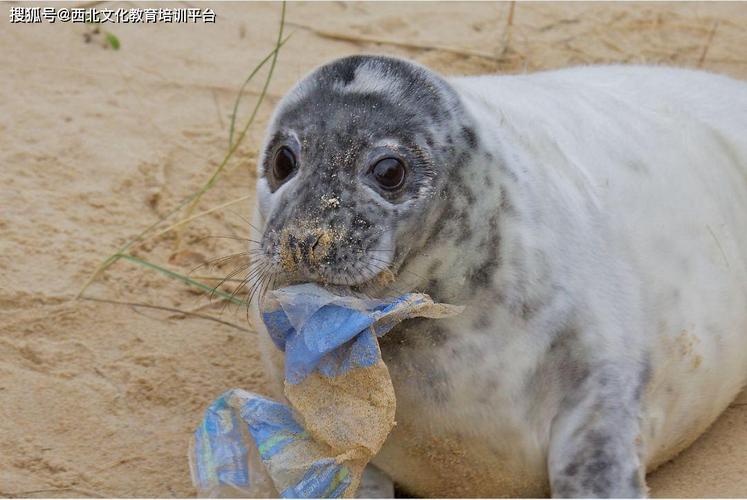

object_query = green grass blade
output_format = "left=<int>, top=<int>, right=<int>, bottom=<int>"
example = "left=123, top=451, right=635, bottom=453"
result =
left=80, top=295, right=252, bottom=333
left=228, top=33, right=292, bottom=150
left=118, top=254, right=247, bottom=306
left=76, top=190, right=203, bottom=298
left=105, top=32, right=120, bottom=50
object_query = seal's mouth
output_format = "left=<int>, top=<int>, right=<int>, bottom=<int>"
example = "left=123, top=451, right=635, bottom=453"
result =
left=257, top=262, right=400, bottom=304
left=269, top=241, right=396, bottom=290
left=276, top=267, right=395, bottom=294
left=252, top=227, right=400, bottom=303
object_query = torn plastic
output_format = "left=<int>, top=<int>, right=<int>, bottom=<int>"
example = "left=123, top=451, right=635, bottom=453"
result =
left=190, top=283, right=463, bottom=498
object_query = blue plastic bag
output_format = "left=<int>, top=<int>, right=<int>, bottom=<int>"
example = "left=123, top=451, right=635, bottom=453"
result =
left=191, top=284, right=463, bottom=498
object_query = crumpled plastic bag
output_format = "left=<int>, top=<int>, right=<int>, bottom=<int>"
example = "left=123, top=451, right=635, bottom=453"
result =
left=190, top=283, right=463, bottom=498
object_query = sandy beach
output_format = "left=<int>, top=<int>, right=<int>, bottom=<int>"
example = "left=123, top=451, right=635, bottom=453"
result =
left=1, top=1, right=745, bottom=497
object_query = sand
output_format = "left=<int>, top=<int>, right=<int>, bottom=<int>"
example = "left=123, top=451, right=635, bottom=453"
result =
left=1, top=1, right=746, bottom=497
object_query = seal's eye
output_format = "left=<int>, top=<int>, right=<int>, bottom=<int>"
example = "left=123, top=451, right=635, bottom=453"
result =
left=371, top=158, right=406, bottom=191
left=272, top=146, right=296, bottom=182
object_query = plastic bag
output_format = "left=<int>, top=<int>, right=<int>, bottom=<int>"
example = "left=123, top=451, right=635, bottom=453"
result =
left=190, top=284, right=463, bottom=498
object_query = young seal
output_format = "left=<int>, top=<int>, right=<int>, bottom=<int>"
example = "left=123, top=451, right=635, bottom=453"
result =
left=247, top=55, right=747, bottom=497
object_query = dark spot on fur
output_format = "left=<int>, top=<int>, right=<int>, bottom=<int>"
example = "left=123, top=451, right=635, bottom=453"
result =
left=634, top=359, right=652, bottom=401
left=499, top=185, right=517, bottom=216
left=468, top=261, right=494, bottom=290
left=336, top=63, right=357, bottom=85
left=552, top=478, right=575, bottom=498
left=564, top=462, right=579, bottom=477
left=458, top=212, right=473, bottom=241
left=587, top=432, right=610, bottom=450
left=549, top=327, right=579, bottom=353
left=476, top=377, right=499, bottom=405
left=526, top=326, right=593, bottom=414
left=449, top=341, right=482, bottom=361
left=461, top=125, right=477, bottom=148
left=378, top=319, right=452, bottom=404
left=467, top=213, right=502, bottom=291
left=381, top=317, right=448, bottom=351
left=423, top=204, right=451, bottom=246
left=498, top=161, right=519, bottom=182
left=587, top=458, right=610, bottom=475
left=420, top=365, right=452, bottom=404
left=427, top=259, right=443, bottom=275
left=472, top=312, right=494, bottom=330
left=520, top=302, right=538, bottom=321
left=488, top=288, right=506, bottom=305
left=424, top=278, right=445, bottom=302
left=428, top=324, right=449, bottom=346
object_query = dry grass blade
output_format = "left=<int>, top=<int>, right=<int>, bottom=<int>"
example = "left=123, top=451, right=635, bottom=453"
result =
left=287, top=21, right=514, bottom=63
left=0, top=487, right=106, bottom=498
left=151, top=193, right=253, bottom=241
left=80, top=296, right=253, bottom=333
left=698, top=20, right=720, bottom=67
left=191, top=275, right=247, bottom=282
left=500, top=0, right=516, bottom=56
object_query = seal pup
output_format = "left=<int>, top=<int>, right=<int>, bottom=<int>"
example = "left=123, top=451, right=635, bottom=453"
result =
left=247, top=55, right=747, bottom=497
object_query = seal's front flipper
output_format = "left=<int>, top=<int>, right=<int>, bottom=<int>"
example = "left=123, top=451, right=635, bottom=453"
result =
left=547, top=364, right=648, bottom=498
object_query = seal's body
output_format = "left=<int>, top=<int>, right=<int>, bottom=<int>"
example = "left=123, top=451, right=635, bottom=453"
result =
left=249, top=56, right=747, bottom=497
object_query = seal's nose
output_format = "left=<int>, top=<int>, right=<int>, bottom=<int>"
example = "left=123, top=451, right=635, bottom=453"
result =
left=280, top=230, right=332, bottom=272
left=287, top=234, right=320, bottom=260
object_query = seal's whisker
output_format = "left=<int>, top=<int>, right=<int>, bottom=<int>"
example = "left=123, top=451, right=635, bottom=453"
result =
left=250, top=272, right=276, bottom=322
left=195, top=235, right=263, bottom=246
left=189, top=252, right=254, bottom=275
left=234, top=263, right=269, bottom=297
left=222, top=263, right=268, bottom=315
left=245, top=265, right=272, bottom=311
left=211, top=263, right=254, bottom=303
left=218, top=258, right=268, bottom=302
left=226, top=209, right=263, bottom=233
left=255, top=271, right=275, bottom=316
left=244, top=269, right=265, bottom=303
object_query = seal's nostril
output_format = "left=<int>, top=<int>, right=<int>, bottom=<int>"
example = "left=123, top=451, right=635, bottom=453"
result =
left=286, top=234, right=298, bottom=252
left=279, top=231, right=329, bottom=272
left=309, top=234, right=322, bottom=253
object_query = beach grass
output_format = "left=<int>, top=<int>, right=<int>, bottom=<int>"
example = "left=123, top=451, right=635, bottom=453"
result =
left=76, top=2, right=287, bottom=314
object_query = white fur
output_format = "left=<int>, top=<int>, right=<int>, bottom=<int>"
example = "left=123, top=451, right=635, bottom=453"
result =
left=251, top=65, right=747, bottom=496
left=449, top=65, right=747, bottom=466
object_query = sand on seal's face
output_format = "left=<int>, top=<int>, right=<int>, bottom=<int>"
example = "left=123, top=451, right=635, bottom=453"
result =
left=1, top=2, right=746, bottom=497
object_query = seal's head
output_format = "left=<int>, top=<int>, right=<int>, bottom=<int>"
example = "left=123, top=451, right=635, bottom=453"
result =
left=255, top=55, right=477, bottom=290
